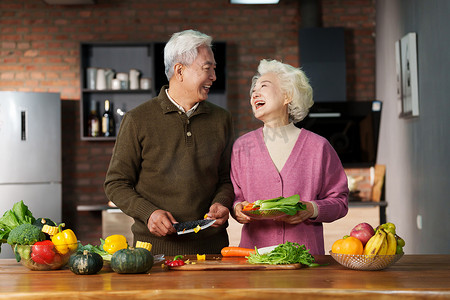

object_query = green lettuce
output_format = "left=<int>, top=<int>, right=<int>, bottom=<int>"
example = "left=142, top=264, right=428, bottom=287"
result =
left=0, top=200, right=36, bottom=253
left=247, top=241, right=317, bottom=266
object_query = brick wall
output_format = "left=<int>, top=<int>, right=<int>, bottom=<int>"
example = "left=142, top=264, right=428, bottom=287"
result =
left=0, top=0, right=376, bottom=244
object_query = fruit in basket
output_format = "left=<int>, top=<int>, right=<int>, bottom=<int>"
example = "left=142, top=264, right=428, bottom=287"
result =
left=331, top=236, right=364, bottom=255
left=395, top=235, right=405, bottom=254
left=377, top=222, right=396, bottom=235
left=363, top=227, right=391, bottom=255
left=349, top=222, right=375, bottom=246
left=384, top=229, right=398, bottom=255
left=69, top=250, right=104, bottom=275
left=363, top=222, right=405, bottom=255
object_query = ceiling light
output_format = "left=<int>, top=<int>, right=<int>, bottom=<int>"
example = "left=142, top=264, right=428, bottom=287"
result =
left=230, top=0, right=280, bottom=4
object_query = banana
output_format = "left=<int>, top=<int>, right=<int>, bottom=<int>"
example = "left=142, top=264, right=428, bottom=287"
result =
left=377, top=234, right=388, bottom=255
left=384, top=229, right=397, bottom=255
left=363, top=229, right=387, bottom=255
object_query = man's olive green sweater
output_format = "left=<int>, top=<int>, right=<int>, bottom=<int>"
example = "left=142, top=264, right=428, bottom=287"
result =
left=104, top=86, right=234, bottom=255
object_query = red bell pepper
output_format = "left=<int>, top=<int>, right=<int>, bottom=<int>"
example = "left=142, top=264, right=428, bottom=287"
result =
left=31, top=240, right=56, bottom=265
left=164, top=255, right=185, bottom=267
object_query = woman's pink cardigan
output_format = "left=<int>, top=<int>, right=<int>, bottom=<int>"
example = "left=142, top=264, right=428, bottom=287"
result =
left=231, top=128, right=349, bottom=255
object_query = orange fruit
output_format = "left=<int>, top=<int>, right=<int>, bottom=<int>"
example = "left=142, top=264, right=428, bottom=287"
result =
left=331, top=236, right=364, bottom=255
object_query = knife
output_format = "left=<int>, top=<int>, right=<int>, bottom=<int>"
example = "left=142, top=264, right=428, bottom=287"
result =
left=257, top=245, right=278, bottom=254
left=173, top=219, right=216, bottom=235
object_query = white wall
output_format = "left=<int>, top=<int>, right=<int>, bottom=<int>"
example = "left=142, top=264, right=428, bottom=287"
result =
left=376, top=0, right=450, bottom=254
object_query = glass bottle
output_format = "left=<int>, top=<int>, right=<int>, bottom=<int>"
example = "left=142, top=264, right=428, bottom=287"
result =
left=87, top=100, right=100, bottom=137
left=102, top=99, right=115, bottom=137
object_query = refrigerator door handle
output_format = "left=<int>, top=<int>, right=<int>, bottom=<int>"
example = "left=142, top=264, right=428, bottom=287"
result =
left=21, top=110, right=26, bottom=141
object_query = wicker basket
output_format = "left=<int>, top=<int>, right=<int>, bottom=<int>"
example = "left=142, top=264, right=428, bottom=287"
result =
left=330, top=251, right=404, bottom=271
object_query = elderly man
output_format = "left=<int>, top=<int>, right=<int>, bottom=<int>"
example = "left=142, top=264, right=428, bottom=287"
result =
left=104, top=30, right=234, bottom=255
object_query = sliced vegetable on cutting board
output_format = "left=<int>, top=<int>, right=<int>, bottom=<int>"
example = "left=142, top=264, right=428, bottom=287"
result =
left=221, top=247, right=256, bottom=257
left=168, top=259, right=302, bottom=271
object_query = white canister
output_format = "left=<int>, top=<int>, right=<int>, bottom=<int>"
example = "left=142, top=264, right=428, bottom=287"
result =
left=96, top=68, right=106, bottom=90
left=116, top=72, right=129, bottom=90
left=86, top=67, right=97, bottom=90
left=111, top=78, right=121, bottom=90
left=140, top=78, right=151, bottom=90
left=129, top=69, right=140, bottom=90
left=105, top=69, right=114, bottom=90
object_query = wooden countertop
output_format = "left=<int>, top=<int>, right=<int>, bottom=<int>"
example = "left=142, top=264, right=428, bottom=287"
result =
left=0, top=255, right=449, bottom=299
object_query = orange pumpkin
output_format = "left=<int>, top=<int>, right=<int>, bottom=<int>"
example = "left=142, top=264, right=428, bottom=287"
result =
left=331, top=236, right=364, bottom=255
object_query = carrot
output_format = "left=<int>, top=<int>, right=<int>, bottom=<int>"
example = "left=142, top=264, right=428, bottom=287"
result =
left=242, top=203, right=258, bottom=211
left=221, top=247, right=256, bottom=257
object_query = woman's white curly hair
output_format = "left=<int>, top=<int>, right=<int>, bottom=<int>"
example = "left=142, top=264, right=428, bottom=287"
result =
left=250, top=59, right=314, bottom=123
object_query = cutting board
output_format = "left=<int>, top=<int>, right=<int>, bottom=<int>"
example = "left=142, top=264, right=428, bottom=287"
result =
left=168, top=257, right=301, bottom=271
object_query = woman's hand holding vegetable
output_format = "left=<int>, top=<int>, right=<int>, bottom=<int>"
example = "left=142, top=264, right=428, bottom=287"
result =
left=275, top=201, right=314, bottom=224
left=206, top=203, right=229, bottom=227
left=147, top=209, right=177, bottom=237
left=233, top=201, right=252, bottom=224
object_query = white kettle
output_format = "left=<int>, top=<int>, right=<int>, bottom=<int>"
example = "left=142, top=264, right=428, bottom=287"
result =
left=129, top=69, right=140, bottom=90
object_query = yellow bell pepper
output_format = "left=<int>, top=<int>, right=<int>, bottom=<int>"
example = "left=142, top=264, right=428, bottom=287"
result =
left=103, top=234, right=128, bottom=254
left=51, top=224, right=78, bottom=255
left=197, top=254, right=206, bottom=261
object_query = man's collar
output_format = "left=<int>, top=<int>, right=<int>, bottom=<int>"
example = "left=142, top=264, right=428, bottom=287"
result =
left=165, top=89, right=199, bottom=117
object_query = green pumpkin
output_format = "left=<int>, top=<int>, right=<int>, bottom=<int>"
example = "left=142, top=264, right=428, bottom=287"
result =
left=33, top=218, right=57, bottom=230
left=110, top=247, right=154, bottom=274
left=69, top=250, right=103, bottom=275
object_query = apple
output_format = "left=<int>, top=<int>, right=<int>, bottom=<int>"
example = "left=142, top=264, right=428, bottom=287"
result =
left=350, top=222, right=375, bottom=246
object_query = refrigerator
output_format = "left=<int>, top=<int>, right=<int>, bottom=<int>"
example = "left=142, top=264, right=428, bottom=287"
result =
left=0, top=92, right=62, bottom=258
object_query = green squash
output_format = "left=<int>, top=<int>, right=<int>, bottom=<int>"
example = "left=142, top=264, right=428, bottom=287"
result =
left=110, top=247, right=154, bottom=274
left=69, top=250, right=103, bottom=275
left=33, top=218, right=57, bottom=230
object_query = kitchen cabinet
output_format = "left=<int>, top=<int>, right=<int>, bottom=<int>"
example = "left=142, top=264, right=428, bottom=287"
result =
left=79, top=42, right=155, bottom=141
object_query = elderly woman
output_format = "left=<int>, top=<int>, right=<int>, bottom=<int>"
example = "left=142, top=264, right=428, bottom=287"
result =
left=231, top=59, right=349, bottom=255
